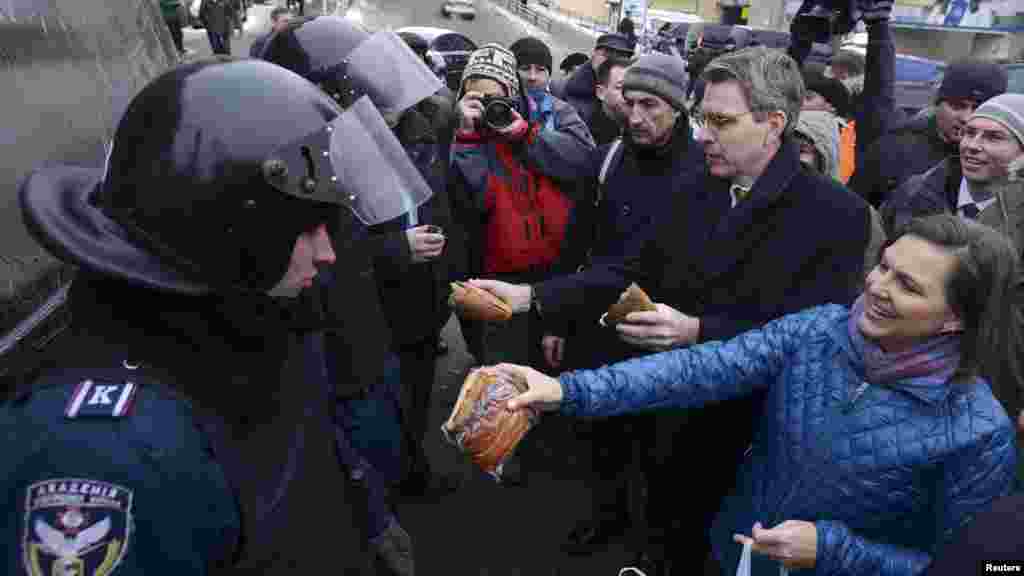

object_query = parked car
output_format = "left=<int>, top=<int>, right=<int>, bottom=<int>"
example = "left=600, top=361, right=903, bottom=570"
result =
left=839, top=39, right=945, bottom=115
left=657, top=22, right=943, bottom=115
left=441, top=0, right=477, bottom=20
left=395, top=27, right=478, bottom=91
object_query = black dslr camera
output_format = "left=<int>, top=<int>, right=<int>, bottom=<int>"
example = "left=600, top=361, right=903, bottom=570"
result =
left=480, top=96, right=522, bottom=131
left=791, top=0, right=858, bottom=44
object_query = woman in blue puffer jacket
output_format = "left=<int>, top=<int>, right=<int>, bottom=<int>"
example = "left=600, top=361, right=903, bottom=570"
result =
left=493, top=214, right=1022, bottom=576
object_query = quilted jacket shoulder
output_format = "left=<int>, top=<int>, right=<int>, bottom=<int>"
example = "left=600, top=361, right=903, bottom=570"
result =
left=560, top=305, right=1017, bottom=576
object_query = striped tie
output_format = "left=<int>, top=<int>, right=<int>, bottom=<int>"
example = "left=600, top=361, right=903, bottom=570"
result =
left=730, top=184, right=752, bottom=206
left=961, top=203, right=980, bottom=220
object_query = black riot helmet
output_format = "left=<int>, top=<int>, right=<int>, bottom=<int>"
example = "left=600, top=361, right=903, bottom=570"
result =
left=20, top=58, right=433, bottom=295
left=260, top=15, right=443, bottom=119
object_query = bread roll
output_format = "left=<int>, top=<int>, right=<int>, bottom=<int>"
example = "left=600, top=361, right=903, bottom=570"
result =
left=449, top=281, right=513, bottom=322
left=604, top=283, right=657, bottom=326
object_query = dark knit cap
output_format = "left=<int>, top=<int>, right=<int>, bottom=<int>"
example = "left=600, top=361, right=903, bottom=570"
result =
left=938, top=60, right=1008, bottom=103
left=510, top=37, right=553, bottom=73
left=622, top=52, right=689, bottom=110
left=595, top=33, right=634, bottom=56
left=559, top=52, right=590, bottom=72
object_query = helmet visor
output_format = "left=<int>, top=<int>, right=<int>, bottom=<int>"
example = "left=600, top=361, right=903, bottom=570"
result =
left=344, top=31, right=444, bottom=116
left=262, top=96, right=433, bottom=226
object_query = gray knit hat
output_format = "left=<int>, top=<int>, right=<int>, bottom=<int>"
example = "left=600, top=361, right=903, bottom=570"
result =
left=622, top=53, right=689, bottom=111
left=970, top=93, right=1024, bottom=147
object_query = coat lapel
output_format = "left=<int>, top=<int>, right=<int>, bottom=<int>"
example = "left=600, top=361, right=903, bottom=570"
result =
left=695, top=140, right=802, bottom=284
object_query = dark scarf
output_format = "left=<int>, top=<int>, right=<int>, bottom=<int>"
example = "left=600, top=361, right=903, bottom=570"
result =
left=623, top=116, right=691, bottom=167
left=847, top=295, right=961, bottom=386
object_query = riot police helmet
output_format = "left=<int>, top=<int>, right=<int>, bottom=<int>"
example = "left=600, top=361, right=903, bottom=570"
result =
left=260, top=15, right=443, bottom=118
left=20, top=58, right=433, bottom=295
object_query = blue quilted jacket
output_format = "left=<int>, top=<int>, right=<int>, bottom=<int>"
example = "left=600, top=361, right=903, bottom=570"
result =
left=560, top=305, right=1017, bottom=575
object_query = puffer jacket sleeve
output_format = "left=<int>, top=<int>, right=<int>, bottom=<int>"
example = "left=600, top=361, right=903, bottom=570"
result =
left=815, top=420, right=1018, bottom=576
left=523, top=98, right=596, bottom=189
left=558, top=306, right=835, bottom=418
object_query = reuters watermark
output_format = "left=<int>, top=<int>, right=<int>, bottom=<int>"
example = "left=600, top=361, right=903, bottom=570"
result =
left=984, top=563, right=1024, bottom=573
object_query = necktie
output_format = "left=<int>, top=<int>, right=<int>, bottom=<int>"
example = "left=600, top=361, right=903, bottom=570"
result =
left=961, top=203, right=980, bottom=220
left=730, top=184, right=752, bottom=206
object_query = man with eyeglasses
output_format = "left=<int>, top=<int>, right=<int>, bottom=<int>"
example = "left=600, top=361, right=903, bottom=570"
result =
left=883, top=93, right=1024, bottom=248
left=852, top=60, right=1008, bottom=208
left=471, top=47, right=873, bottom=574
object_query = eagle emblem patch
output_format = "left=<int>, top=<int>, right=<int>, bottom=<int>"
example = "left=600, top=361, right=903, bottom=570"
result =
left=22, top=479, right=133, bottom=576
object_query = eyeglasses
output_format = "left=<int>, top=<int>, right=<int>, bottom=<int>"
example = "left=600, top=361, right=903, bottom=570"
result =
left=961, top=126, right=1013, bottom=147
left=692, top=108, right=754, bottom=132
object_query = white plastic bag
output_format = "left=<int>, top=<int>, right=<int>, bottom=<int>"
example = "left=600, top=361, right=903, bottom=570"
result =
left=736, top=541, right=752, bottom=576
left=735, top=541, right=790, bottom=576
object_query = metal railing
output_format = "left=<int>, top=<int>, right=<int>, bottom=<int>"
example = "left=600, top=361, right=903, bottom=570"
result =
left=499, top=0, right=554, bottom=32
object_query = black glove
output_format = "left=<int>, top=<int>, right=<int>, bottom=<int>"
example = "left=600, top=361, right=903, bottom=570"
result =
left=791, top=0, right=859, bottom=41
left=857, top=0, right=894, bottom=23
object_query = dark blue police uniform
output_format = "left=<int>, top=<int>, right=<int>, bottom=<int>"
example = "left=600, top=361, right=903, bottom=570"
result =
left=1, top=364, right=238, bottom=575
left=3, top=57, right=434, bottom=574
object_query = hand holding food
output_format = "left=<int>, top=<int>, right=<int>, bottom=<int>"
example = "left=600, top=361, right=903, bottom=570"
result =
left=449, top=281, right=513, bottom=322
left=601, top=283, right=657, bottom=327
left=441, top=367, right=539, bottom=481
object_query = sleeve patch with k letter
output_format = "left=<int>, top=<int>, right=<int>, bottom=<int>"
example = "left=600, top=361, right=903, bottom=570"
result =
left=65, top=380, right=137, bottom=419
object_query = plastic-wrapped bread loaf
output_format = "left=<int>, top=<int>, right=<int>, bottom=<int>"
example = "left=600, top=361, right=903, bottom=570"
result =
left=441, top=368, right=538, bottom=481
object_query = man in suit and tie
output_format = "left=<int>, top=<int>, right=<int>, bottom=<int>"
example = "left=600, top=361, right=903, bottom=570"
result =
left=882, top=93, right=1024, bottom=249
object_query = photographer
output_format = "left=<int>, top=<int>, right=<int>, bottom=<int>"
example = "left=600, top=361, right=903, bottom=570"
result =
left=449, top=43, right=594, bottom=373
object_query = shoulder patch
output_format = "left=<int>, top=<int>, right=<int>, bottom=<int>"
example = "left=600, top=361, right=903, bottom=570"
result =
left=65, top=380, right=137, bottom=419
left=22, top=479, right=134, bottom=576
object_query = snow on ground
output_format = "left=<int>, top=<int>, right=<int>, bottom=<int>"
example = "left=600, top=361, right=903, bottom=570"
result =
left=527, top=2, right=603, bottom=38
left=490, top=2, right=554, bottom=41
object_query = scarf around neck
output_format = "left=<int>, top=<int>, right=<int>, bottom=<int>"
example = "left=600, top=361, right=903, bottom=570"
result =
left=847, top=295, right=962, bottom=386
left=526, top=88, right=555, bottom=129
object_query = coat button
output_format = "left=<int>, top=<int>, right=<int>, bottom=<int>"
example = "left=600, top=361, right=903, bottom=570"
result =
left=621, top=203, right=632, bottom=216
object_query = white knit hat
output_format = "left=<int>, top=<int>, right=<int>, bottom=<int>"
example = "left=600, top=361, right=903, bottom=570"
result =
left=460, top=43, right=520, bottom=99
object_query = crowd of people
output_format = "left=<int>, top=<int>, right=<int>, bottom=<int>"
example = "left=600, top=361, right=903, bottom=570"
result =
left=3, top=0, right=1024, bottom=574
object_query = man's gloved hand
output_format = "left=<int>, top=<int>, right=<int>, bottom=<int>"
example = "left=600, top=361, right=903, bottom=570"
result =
left=857, top=0, right=893, bottom=23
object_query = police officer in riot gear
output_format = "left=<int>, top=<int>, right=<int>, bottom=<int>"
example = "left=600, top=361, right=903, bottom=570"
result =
left=2, top=58, right=432, bottom=574
left=261, top=16, right=461, bottom=505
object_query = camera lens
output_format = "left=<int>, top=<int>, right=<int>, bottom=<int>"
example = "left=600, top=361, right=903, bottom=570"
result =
left=484, top=100, right=514, bottom=130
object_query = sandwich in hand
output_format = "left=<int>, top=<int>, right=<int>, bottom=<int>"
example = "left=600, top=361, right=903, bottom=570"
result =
left=601, top=282, right=658, bottom=327
left=449, top=281, right=513, bottom=322
left=441, top=368, right=538, bottom=481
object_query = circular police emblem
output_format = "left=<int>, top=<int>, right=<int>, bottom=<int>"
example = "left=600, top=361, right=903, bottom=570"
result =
left=22, top=479, right=133, bottom=576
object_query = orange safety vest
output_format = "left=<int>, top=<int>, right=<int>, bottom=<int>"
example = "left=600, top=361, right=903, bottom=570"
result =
left=839, top=120, right=857, bottom=184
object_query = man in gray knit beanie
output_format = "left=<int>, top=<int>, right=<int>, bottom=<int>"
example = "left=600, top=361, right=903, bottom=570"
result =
left=955, top=93, right=1024, bottom=222
left=622, top=52, right=690, bottom=111
left=966, top=93, right=1024, bottom=183
left=882, top=92, right=1024, bottom=241
left=620, top=52, right=690, bottom=146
